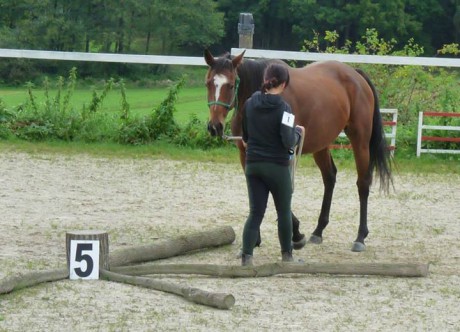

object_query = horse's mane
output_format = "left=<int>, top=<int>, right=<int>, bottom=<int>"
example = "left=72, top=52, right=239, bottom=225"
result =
left=213, top=53, right=287, bottom=111
left=215, top=53, right=286, bottom=94
left=237, top=57, right=289, bottom=99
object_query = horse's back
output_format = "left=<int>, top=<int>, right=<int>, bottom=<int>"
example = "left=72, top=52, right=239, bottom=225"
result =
left=284, top=61, right=374, bottom=153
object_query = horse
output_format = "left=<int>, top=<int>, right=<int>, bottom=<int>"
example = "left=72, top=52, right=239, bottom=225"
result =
left=204, top=49, right=392, bottom=252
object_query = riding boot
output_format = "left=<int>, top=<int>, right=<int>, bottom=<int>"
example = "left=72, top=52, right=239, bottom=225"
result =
left=241, top=253, right=253, bottom=266
left=281, top=251, right=294, bottom=262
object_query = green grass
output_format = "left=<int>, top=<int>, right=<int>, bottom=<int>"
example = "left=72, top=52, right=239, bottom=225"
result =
left=0, top=85, right=207, bottom=125
left=0, top=138, right=241, bottom=164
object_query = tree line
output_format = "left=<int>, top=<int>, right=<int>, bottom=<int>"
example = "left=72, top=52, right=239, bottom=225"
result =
left=0, top=0, right=459, bottom=83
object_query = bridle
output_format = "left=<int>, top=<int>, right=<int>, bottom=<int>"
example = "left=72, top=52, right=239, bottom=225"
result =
left=207, top=76, right=240, bottom=112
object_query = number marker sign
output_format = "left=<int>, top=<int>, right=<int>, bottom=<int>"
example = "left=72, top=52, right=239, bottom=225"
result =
left=69, top=240, right=100, bottom=280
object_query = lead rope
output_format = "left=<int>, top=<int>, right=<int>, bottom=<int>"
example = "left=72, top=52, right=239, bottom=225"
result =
left=290, top=126, right=305, bottom=192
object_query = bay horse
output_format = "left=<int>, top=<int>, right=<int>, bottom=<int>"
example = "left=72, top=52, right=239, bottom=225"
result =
left=204, top=49, right=392, bottom=252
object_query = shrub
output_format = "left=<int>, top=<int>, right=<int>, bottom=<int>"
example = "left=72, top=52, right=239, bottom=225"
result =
left=301, top=28, right=460, bottom=153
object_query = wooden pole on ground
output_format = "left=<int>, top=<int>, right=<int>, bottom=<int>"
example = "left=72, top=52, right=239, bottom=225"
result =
left=100, top=269, right=235, bottom=310
left=0, top=269, right=69, bottom=294
left=109, top=226, right=235, bottom=267
left=0, top=226, right=236, bottom=295
left=111, top=262, right=430, bottom=278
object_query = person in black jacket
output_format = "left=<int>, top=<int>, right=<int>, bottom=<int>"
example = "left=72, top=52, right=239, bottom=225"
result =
left=241, top=63, right=303, bottom=266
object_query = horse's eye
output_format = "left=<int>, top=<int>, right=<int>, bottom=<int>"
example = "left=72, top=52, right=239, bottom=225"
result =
left=229, top=84, right=234, bottom=90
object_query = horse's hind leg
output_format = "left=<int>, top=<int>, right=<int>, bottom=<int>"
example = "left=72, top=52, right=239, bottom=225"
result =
left=350, top=144, right=372, bottom=252
left=309, top=149, right=337, bottom=244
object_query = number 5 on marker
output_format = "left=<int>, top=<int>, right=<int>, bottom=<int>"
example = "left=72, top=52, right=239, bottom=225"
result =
left=69, top=240, right=100, bottom=280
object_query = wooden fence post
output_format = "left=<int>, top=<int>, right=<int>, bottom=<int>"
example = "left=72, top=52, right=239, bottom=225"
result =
left=238, top=13, right=254, bottom=49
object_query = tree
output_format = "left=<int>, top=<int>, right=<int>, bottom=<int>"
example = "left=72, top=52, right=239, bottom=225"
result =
left=139, top=0, right=224, bottom=55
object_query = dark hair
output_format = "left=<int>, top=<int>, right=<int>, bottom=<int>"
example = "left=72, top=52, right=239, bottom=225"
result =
left=261, top=63, right=290, bottom=92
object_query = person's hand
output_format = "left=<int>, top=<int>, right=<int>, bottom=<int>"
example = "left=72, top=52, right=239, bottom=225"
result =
left=295, top=126, right=304, bottom=146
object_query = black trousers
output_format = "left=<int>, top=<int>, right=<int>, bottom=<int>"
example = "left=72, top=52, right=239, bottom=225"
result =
left=242, top=161, right=293, bottom=255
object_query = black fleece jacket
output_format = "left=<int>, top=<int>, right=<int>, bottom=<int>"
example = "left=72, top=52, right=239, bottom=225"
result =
left=242, top=91, right=298, bottom=166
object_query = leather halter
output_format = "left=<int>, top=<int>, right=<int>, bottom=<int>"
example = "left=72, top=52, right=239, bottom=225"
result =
left=207, top=76, right=240, bottom=111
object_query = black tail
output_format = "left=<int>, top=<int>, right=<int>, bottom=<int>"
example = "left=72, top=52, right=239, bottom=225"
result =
left=356, top=69, right=393, bottom=193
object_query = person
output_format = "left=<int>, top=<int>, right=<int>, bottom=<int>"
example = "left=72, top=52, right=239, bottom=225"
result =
left=241, top=63, right=303, bottom=266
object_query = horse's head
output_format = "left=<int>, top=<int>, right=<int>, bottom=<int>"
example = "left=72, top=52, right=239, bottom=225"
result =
left=204, top=49, right=245, bottom=137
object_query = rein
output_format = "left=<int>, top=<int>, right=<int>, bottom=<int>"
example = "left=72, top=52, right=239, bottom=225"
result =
left=207, top=76, right=240, bottom=111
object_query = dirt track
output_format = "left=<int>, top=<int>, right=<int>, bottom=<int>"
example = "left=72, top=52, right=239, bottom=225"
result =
left=0, top=152, right=459, bottom=331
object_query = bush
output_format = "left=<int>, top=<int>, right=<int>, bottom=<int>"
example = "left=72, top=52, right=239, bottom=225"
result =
left=302, top=29, right=460, bottom=125
left=0, top=98, right=14, bottom=139
left=1, top=65, right=226, bottom=149
left=301, top=28, right=460, bottom=154
left=118, top=77, right=183, bottom=144
left=171, top=114, right=226, bottom=149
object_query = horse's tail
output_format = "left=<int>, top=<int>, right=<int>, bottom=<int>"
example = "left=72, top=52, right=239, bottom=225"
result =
left=356, top=68, right=393, bottom=193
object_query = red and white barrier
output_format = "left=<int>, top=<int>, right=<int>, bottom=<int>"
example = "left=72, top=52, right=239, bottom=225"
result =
left=416, top=112, right=460, bottom=157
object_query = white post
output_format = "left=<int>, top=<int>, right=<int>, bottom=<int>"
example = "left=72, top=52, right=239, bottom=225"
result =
left=390, top=109, right=398, bottom=155
left=416, top=112, right=424, bottom=157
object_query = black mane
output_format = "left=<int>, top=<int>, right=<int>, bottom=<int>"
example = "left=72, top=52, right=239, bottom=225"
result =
left=236, top=58, right=287, bottom=107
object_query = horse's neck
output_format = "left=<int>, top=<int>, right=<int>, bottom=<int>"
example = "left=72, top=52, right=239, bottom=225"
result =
left=231, top=104, right=244, bottom=136
left=231, top=61, right=267, bottom=136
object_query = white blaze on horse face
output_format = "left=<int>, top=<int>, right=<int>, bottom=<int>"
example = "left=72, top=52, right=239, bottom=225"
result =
left=212, top=74, right=229, bottom=110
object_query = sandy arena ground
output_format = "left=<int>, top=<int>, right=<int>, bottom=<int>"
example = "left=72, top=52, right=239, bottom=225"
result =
left=0, top=151, right=459, bottom=331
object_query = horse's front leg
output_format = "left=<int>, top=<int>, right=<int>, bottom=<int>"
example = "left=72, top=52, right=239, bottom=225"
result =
left=309, top=149, right=337, bottom=244
left=236, top=140, right=246, bottom=170
left=291, top=213, right=306, bottom=249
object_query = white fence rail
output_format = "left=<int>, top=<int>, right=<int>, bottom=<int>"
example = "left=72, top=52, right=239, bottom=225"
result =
left=0, top=48, right=206, bottom=66
left=231, top=48, right=460, bottom=67
left=416, top=112, right=460, bottom=157
left=1, top=48, right=459, bottom=68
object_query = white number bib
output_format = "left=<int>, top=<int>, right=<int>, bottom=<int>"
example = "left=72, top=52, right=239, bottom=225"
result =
left=282, top=112, right=295, bottom=128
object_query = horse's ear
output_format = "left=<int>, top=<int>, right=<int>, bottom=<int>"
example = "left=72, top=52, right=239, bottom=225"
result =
left=204, top=49, right=215, bottom=67
left=232, top=50, right=246, bottom=68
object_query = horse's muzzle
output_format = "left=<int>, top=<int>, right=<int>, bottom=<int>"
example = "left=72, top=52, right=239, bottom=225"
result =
left=207, top=121, right=223, bottom=137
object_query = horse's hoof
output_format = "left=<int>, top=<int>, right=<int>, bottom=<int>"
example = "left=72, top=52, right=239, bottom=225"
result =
left=308, top=234, right=323, bottom=244
left=351, top=242, right=366, bottom=252
left=292, top=236, right=307, bottom=250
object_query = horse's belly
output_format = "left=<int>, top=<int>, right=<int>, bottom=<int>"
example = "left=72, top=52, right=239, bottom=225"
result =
left=293, top=98, right=349, bottom=153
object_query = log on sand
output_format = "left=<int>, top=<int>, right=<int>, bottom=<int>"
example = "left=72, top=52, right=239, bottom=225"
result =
left=109, top=226, right=236, bottom=267
left=0, top=226, right=235, bottom=295
left=100, top=269, right=235, bottom=310
left=111, top=262, right=430, bottom=278
left=0, top=269, right=69, bottom=294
